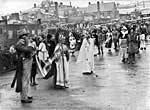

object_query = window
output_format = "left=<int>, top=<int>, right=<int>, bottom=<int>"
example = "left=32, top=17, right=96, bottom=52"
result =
left=8, top=30, right=13, bottom=39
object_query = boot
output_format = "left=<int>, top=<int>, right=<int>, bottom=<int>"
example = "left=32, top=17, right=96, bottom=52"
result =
left=21, top=99, right=32, bottom=103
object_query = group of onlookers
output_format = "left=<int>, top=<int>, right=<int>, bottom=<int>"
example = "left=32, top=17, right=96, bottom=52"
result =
left=2, top=21, right=148, bottom=103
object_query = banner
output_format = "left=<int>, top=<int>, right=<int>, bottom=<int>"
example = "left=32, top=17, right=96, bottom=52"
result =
left=35, top=55, right=52, bottom=78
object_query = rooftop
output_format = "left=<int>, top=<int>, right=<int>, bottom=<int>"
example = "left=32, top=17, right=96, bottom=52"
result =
left=86, top=2, right=117, bottom=13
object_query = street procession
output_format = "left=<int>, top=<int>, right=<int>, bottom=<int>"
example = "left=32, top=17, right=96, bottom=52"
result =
left=0, top=0, right=150, bottom=110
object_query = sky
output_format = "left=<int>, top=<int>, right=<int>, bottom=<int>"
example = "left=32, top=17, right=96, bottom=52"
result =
left=0, top=0, right=143, bottom=15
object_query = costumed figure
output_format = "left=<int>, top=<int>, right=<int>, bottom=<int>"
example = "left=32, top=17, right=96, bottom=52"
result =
left=36, top=35, right=51, bottom=78
left=119, top=26, right=128, bottom=63
left=77, top=30, right=95, bottom=75
left=52, top=32, right=70, bottom=88
left=11, top=29, right=35, bottom=103
left=38, top=35, right=49, bottom=63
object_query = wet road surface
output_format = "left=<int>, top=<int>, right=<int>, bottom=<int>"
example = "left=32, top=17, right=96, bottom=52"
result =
left=0, top=43, right=150, bottom=110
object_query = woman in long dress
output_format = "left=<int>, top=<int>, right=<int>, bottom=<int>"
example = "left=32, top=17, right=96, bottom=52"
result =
left=38, top=36, right=49, bottom=63
left=53, top=33, right=70, bottom=88
left=77, top=30, right=95, bottom=75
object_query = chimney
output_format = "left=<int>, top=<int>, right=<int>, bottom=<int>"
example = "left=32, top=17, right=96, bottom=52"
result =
left=55, top=2, right=58, bottom=19
left=70, top=2, right=72, bottom=6
left=97, top=1, right=100, bottom=19
left=89, top=2, right=91, bottom=5
left=34, top=3, right=36, bottom=8
left=97, top=1, right=100, bottom=12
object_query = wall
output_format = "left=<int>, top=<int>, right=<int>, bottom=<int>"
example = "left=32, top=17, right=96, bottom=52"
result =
left=0, top=24, right=41, bottom=49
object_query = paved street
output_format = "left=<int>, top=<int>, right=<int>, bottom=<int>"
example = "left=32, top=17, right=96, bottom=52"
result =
left=0, top=42, right=150, bottom=110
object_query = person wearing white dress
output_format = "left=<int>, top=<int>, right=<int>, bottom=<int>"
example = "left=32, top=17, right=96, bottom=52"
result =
left=77, top=31, right=95, bottom=75
left=38, top=36, right=49, bottom=62
left=53, top=33, right=70, bottom=88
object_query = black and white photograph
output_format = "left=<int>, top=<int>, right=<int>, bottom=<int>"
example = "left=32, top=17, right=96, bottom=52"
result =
left=0, top=0, right=150, bottom=109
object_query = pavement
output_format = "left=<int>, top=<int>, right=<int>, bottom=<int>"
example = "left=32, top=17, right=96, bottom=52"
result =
left=0, top=42, right=150, bottom=110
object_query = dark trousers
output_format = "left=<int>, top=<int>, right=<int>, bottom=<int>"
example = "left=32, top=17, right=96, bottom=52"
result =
left=114, top=41, right=118, bottom=50
left=30, top=57, right=37, bottom=84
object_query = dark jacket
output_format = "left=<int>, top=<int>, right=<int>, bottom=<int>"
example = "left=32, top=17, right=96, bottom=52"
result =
left=11, top=38, right=34, bottom=93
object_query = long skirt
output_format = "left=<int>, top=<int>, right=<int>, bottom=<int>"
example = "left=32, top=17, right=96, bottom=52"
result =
left=55, top=56, right=69, bottom=87
left=81, top=60, right=94, bottom=73
left=119, top=48, right=128, bottom=59
left=20, top=59, right=33, bottom=100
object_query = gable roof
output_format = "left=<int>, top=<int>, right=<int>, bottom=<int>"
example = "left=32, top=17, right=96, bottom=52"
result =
left=100, top=2, right=116, bottom=11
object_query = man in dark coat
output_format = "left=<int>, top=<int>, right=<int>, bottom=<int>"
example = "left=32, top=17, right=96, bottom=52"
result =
left=11, top=29, right=35, bottom=103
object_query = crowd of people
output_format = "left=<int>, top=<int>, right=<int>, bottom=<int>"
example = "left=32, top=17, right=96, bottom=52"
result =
left=10, top=21, right=149, bottom=103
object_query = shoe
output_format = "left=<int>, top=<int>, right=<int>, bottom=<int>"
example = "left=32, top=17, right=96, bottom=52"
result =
left=33, top=82, right=38, bottom=86
left=144, top=47, right=146, bottom=50
left=21, top=99, right=32, bottom=103
left=122, top=58, right=125, bottom=63
left=65, top=86, right=69, bottom=88
left=82, top=72, right=92, bottom=75
left=97, top=52, right=101, bottom=55
left=55, top=85, right=64, bottom=89
left=140, top=47, right=143, bottom=50
left=28, top=96, right=33, bottom=100
left=91, top=71, right=94, bottom=74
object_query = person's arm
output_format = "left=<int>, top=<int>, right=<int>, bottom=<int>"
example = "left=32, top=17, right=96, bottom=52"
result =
left=15, top=41, right=34, bottom=54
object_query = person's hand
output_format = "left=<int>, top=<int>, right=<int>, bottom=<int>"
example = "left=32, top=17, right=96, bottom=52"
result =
left=17, top=39, right=25, bottom=45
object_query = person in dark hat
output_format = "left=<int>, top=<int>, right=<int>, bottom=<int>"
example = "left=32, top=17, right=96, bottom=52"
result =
left=11, top=29, right=35, bottom=103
